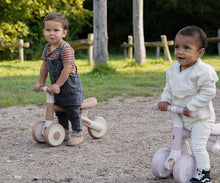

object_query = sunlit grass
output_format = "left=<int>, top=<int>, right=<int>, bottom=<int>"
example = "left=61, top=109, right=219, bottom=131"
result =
left=0, top=55, right=220, bottom=107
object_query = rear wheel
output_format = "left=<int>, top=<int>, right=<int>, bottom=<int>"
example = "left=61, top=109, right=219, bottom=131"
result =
left=87, top=116, right=107, bottom=139
left=32, top=121, right=45, bottom=143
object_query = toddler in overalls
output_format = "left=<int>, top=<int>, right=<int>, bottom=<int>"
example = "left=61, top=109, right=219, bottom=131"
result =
left=158, top=26, right=218, bottom=183
left=34, top=12, right=84, bottom=146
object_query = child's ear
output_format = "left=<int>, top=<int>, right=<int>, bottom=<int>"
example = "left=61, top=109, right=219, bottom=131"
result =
left=63, top=30, right=68, bottom=38
left=198, top=48, right=205, bottom=58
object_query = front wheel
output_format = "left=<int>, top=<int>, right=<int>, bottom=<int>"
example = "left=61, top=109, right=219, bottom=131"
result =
left=173, top=154, right=196, bottom=183
left=44, top=123, right=65, bottom=147
left=151, top=148, right=173, bottom=178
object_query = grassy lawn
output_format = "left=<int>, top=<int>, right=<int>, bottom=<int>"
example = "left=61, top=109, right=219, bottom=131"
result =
left=0, top=54, right=220, bottom=107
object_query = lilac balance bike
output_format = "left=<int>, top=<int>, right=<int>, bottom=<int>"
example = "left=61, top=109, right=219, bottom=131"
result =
left=151, top=103, right=220, bottom=183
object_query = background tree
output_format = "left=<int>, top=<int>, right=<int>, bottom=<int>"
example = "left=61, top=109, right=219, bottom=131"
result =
left=1, top=0, right=220, bottom=61
left=0, top=0, right=92, bottom=60
left=93, top=0, right=108, bottom=67
left=133, top=0, right=146, bottom=64
left=85, top=0, right=220, bottom=54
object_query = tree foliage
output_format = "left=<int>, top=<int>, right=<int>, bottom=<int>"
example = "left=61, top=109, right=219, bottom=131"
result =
left=0, top=0, right=92, bottom=60
left=144, top=0, right=220, bottom=41
left=1, top=0, right=220, bottom=60
left=105, top=0, right=220, bottom=53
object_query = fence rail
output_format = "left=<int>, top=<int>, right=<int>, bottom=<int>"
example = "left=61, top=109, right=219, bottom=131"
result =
left=121, top=33, right=220, bottom=61
left=121, top=35, right=174, bottom=61
left=0, top=39, right=30, bottom=62
left=69, top=33, right=94, bottom=64
left=1, top=31, right=219, bottom=62
left=207, top=37, right=220, bottom=43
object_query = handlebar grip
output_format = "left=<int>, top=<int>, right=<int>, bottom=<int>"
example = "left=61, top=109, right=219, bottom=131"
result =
left=39, top=86, right=60, bottom=94
left=40, top=86, right=48, bottom=92
left=154, top=103, right=197, bottom=117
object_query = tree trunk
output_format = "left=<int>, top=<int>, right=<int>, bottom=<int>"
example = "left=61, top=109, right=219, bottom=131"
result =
left=93, top=0, right=108, bottom=67
left=133, top=0, right=146, bottom=64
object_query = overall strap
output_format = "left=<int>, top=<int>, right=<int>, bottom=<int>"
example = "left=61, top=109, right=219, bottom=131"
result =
left=44, top=42, right=69, bottom=60
left=58, top=42, right=69, bottom=59
left=44, top=43, right=50, bottom=60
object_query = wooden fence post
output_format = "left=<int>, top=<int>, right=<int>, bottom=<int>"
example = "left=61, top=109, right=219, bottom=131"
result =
left=122, top=42, right=127, bottom=59
left=161, top=35, right=172, bottom=61
left=128, top=35, right=133, bottom=60
left=156, top=47, right=160, bottom=59
left=88, top=33, right=94, bottom=64
left=218, top=28, right=220, bottom=56
left=19, top=39, right=24, bottom=62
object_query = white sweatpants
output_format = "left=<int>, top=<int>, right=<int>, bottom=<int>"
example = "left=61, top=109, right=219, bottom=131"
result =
left=190, top=120, right=214, bottom=170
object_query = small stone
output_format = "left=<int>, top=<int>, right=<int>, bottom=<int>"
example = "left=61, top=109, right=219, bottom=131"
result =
left=14, top=175, right=22, bottom=180
left=32, top=177, right=40, bottom=181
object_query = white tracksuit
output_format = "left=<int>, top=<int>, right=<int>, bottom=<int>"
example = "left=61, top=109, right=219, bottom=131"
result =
left=161, top=58, right=219, bottom=170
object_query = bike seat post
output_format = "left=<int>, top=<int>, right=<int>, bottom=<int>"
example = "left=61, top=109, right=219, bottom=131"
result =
left=164, top=113, right=184, bottom=170
left=45, top=92, right=55, bottom=121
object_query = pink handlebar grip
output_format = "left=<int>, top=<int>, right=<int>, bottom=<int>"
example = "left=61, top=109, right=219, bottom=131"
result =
left=154, top=102, right=197, bottom=117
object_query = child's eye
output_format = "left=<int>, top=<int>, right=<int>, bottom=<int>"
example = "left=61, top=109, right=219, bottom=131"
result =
left=175, top=45, right=179, bottom=49
left=54, top=29, right=60, bottom=32
left=185, top=46, right=190, bottom=50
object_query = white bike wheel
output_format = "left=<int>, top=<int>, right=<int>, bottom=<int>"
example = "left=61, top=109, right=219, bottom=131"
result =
left=151, top=148, right=173, bottom=178
left=32, top=121, right=45, bottom=143
left=44, top=123, right=65, bottom=147
left=87, top=116, right=107, bottom=139
left=173, top=154, right=196, bottom=183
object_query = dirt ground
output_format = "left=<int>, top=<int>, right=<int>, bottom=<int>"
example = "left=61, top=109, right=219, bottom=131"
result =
left=1, top=90, right=220, bottom=183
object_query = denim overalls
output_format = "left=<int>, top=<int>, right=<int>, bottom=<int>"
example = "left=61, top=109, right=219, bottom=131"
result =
left=44, top=42, right=83, bottom=131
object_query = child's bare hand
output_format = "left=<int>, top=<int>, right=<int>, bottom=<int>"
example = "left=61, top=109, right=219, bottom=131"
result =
left=47, top=84, right=60, bottom=94
left=182, top=107, right=192, bottom=117
left=158, top=101, right=170, bottom=111
left=34, top=82, right=44, bottom=92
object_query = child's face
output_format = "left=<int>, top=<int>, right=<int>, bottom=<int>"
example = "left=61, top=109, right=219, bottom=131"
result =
left=174, top=34, right=205, bottom=71
left=43, top=20, right=67, bottom=48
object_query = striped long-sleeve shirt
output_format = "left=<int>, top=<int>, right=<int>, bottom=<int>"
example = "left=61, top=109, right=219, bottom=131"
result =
left=41, top=41, right=76, bottom=76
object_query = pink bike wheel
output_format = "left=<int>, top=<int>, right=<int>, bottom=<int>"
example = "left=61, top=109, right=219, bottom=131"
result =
left=151, top=148, right=173, bottom=178
left=173, top=154, right=196, bottom=183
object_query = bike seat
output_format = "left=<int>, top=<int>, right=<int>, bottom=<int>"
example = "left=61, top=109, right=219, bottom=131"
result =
left=81, top=97, right=97, bottom=109
left=182, top=123, right=220, bottom=137
left=210, top=123, right=220, bottom=136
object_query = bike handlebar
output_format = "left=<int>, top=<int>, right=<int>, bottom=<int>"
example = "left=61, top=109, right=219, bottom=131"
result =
left=39, top=86, right=60, bottom=94
left=154, top=102, right=197, bottom=117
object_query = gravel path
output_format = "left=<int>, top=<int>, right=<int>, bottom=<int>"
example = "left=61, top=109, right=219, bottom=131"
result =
left=1, top=90, right=220, bottom=183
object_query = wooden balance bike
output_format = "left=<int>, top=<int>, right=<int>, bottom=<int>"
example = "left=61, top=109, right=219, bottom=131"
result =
left=151, top=103, right=220, bottom=183
left=32, top=86, right=107, bottom=147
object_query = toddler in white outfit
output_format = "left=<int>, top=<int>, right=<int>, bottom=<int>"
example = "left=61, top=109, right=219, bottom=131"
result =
left=158, top=26, right=218, bottom=183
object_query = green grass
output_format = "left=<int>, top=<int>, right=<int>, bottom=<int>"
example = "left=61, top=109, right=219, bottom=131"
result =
left=1, top=54, right=220, bottom=107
